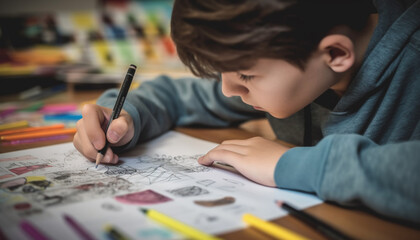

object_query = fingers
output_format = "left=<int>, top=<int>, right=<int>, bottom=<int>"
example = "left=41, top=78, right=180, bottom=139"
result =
left=73, top=104, right=121, bottom=165
left=73, top=122, right=119, bottom=164
left=102, top=147, right=119, bottom=164
left=198, top=137, right=264, bottom=166
left=198, top=137, right=283, bottom=187
left=106, top=111, right=134, bottom=145
left=81, top=104, right=108, bottom=150
left=198, top=144, right=245, bottom=166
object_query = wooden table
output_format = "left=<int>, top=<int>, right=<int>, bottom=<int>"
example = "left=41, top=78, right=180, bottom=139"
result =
left=1, top=90, right=420, bottom=240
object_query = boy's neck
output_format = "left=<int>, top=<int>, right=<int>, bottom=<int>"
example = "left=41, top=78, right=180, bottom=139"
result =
left=331, top=14, right=379, bottom=97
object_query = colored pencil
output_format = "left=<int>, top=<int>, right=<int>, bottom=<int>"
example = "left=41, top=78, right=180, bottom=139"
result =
left=242, top=213, right=309, bottom=240
left=1, top=135, right=69, bottom=146
left=140, top=208, right=222, bottom=240
left=63, top=214, right=96, bottom=240
left=44, top=114, right=82, bottom=121
left=277, top=201, right=353, bottom=240
left=20, top=220, right=51, bottom=240
left=0, top=120, right=29, bottom=131
left=0, top=106, right=17, bottom=118
left=40, top=103, right=78, bottom=114
left=0, top=123, right=65, bottom=136
left=0, top=128, right=76, bottom=141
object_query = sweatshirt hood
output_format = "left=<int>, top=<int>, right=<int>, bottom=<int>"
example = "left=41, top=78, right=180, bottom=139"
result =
left=333, top=0, right=420, bottom=113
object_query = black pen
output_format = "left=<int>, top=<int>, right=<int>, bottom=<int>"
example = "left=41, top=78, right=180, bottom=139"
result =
left=276, top=200, right=353, bottom=240
left=95, top=64, right=137, bottom=168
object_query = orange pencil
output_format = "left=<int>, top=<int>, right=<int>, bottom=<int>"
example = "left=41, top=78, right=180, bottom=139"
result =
left=0, top=128, right=76, bottom=141
left=0, top=123, right=65, bottom=136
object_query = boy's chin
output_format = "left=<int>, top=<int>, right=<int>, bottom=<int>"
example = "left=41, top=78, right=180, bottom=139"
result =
left=269, top=111, right=296, bottom=119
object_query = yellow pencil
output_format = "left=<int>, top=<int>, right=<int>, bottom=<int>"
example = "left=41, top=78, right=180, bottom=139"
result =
left=242, top=213, right=309, bottom=240
left=140, top=208, right=222, bottom=240
left=0, top=120, right=29, bottom=131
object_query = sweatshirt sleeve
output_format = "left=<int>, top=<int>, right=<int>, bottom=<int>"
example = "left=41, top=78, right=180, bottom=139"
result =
left=96, top=75, right=264, bottom=151
left=274, top=134, right=420, bottom=223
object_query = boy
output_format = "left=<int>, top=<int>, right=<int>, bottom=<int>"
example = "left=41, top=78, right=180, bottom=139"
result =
left=74, top=0, right=420, bottom=223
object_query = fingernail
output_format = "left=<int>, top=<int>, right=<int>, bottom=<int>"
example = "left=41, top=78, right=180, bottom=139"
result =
left=108, top=130, right=120, bottom=143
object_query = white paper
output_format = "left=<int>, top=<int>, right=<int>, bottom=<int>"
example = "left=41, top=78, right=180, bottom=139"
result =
left=0, top=131, right=322, bottom=239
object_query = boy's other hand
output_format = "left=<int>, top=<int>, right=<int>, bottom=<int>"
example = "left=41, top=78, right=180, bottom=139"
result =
left=198, top=137, right=290, bottom=187
left=73, top=104, right=134, bottom=165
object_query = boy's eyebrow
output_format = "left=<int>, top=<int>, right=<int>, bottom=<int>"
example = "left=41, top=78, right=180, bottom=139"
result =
left=236, top=70, right=254, bottom=74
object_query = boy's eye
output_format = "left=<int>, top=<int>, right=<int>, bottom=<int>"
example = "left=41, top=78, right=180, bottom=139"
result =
left=238, top=74, right=255, bottom=82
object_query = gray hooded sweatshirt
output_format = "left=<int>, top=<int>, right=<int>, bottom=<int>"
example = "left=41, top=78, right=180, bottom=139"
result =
left=97, top=0, right=420, bottom=223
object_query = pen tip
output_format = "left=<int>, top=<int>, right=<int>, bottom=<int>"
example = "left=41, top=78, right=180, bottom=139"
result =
left=95, top=164, right=98, bottom=168
left=275, top=200, right=283, bottom=206
left=140, top=208, right=148, bottom=214
left=95, top=153, right=104, bottom=168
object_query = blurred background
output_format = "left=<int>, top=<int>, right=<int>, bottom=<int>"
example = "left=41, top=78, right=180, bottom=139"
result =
left=0, top=0, right=274, bottom=160
left=0, top=0, right=188, bottom=96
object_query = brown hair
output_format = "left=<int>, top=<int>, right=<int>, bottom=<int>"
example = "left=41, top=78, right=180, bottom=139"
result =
left=171, top=0, right=374, bottom=79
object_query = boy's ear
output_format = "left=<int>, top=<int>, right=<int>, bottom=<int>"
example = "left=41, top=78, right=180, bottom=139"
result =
left=319, top=34, right=355, bottom=73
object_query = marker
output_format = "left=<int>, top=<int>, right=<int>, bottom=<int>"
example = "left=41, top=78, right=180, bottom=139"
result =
left=0, top=128, right=76, bottom=141
left=242, top=213, right=309, bottom=240
left=0, top=120, right=29, bottom=131
left=104, top=225, right=131, bottom=240
left=95, top=64, right=136, bottom=168
left=63, top=214, right=96, bottom=240
left=20, top=220, right=51, bottom=240
left=140, top=208, right=222, bottom=240
left=277, top=201, right=353, bottom=240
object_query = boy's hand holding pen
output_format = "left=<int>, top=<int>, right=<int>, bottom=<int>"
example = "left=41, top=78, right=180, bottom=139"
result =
left=95, top=64, right=137, bottom=168
left=73, top=65, right=137, bottom=167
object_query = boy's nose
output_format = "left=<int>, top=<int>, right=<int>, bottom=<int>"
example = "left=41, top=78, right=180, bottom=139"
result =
left=221, top=73, right=249, bottom=97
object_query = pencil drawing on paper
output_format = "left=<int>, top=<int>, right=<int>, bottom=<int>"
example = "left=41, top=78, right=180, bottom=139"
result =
left=196, top=179, right=216, bottom=187
left=101, top=202, right=123, bottom=211
left=0, top=133, right=323, bottom=240
left=36, top=177, right=133, bottom=207
left=115, top=189, right=172, bottom=205
left=106, top=154, right=211, bottom=185
left=9, top=164, right=52, bottom=175
left=0, top=153, right=213, bottom=210
left=194, top=213, right=219, bottom=224
left=194, top=196, right=235, bottom=207
left=0, top=155, right=37, bottom=163
left=105, top=165, right=138, bottom=176
left=3, top=161, right=53, bottom=175
left=167, top=186, right=210, bottom=197
left=0, top=176, right=51, bottom=193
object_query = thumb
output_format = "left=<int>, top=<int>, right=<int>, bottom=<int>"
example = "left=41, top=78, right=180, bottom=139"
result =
left=106, top=109, right=134, bottom=146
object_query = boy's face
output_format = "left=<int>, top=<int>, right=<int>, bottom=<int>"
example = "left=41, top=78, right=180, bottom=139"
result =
left=221, top=56, right=339, bottom=118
